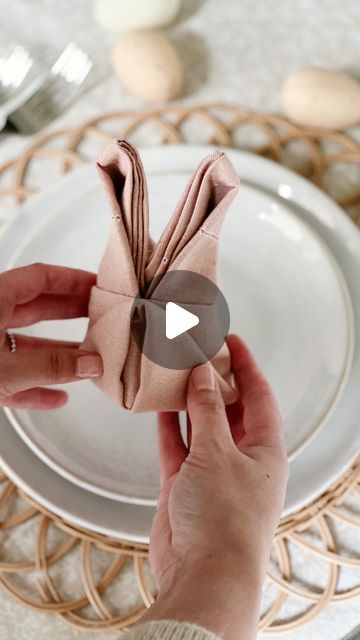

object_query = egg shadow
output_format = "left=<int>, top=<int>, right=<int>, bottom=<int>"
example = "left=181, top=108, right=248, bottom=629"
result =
left=343, top=65, right=360, bottom=83
left=177, top=0, right=206, bottom=22
left=171, top=30, right=209, bottom=96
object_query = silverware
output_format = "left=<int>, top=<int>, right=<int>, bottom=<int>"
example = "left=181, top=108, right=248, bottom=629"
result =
left=341, top=624, right=360, bottom=640
left=8, top=42, right=97, bottom=134
left=0, top=42, right=33, bottom=97
left=0, top=42, right=40, bottom=130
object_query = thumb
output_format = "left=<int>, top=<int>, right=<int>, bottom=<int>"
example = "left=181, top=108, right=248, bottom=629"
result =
left=187, top=362, right=232, bottom=453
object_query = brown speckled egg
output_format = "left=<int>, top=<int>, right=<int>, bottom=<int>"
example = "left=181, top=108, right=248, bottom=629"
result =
left=112, top=30, right=184, bottom=102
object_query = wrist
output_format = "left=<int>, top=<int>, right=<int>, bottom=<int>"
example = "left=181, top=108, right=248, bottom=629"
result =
left=162, top=547, right=264, bottom=593
left=142, top=550, right=264, bottom=640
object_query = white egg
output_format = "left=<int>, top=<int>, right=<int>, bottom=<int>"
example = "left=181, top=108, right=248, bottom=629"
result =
left=93, top=0, right=182, bottom=33
left=282, top=68, right=360, bottom=129
left=112, top=30, right=184, bottom=102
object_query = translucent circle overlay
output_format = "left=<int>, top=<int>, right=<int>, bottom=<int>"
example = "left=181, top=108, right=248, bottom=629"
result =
left=130, top=270, right=230, bottom=370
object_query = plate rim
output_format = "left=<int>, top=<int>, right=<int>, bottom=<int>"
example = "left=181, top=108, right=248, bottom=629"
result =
left=2, top=170, right=355, bottom=502
left=0, top=144, right=359, bottom=533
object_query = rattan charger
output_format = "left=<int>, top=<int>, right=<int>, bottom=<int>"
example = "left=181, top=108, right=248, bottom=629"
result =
left=0, top=104, right=359, bottom=634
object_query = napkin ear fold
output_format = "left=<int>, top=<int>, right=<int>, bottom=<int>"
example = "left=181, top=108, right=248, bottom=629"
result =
left=145, top=150, right=240, bottom=282
left=196, top=151, right=240, bottom=237
left=96, top=139, right=150, bottom=295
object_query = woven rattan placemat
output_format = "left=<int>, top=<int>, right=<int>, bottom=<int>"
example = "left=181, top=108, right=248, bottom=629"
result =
left=0, top=104, right=359, bottom=633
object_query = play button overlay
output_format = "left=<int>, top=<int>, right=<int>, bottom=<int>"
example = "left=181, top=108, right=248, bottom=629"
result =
left=130, top=270, right=230, bottom=370
left=166, top=302, right=199, bottom=339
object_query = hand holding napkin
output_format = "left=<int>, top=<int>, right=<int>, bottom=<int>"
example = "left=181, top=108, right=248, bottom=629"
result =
left=81, top=140, right=240, bottom=412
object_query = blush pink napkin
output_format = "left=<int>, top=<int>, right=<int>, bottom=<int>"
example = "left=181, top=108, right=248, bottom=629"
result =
left=80, top=139, right=240, bottom=412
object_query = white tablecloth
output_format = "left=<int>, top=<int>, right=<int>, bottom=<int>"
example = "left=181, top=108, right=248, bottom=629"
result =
left=0, top=1, right=359, bottom=638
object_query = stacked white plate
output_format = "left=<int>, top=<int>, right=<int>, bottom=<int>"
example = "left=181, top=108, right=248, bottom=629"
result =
left=0, top=145, right=359, bottom=543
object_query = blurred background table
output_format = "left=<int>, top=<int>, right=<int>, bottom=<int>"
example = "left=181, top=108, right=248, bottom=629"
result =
left=1, top=1, right=360, bottom=639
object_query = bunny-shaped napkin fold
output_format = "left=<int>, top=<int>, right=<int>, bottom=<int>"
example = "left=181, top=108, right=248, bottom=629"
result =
left=81, top=139, right=240, bottom=412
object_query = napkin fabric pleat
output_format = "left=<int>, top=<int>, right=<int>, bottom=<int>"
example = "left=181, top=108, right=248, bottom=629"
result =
left=81, top=139, right=240, bottom=412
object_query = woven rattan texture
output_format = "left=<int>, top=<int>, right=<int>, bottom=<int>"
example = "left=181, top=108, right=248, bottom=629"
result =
left=0, top=104, right=359, bottom=633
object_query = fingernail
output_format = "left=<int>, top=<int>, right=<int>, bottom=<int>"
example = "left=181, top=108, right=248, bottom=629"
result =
left=192, top=363, right=215, bottom=390
left=76, top=354, right=103, bottom=378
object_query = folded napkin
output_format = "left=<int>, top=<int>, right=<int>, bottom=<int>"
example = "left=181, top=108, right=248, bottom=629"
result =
left=81, top=139, right=240, bottom=412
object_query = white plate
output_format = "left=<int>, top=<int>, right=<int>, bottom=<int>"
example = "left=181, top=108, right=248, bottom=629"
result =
left=2, top=151, right=353, bottom=502
left=0, top=146, right=358, bottom=538
left=0, top=410, right=153, bottom=542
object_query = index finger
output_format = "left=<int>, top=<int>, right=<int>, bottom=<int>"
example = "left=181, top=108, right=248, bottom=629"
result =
left=0, top=263, right=96, bottom=307
left=226, top=334, right=284, bottom=449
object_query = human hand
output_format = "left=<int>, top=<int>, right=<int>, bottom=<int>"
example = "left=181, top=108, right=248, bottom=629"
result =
left=0, top=263, right=103, bottom=409
left=143, top=334, right=288, bottom=640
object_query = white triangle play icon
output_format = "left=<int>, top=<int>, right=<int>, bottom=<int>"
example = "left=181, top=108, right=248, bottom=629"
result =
left=165, top=302, right=199, bottom=340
